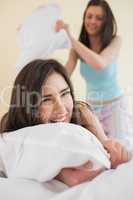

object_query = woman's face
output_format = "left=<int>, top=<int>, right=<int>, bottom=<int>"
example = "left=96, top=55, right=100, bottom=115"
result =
left=39, top=72, right=74, bottom=123
left=84, top=5, right=105, bottom=36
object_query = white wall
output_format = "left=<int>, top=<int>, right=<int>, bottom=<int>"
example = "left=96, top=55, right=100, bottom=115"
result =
left=0, top=0, right=133, bottom=118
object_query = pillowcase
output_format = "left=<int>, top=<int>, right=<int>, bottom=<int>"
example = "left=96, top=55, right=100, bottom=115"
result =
left=0, top=123, right=110, bottom=182
left=16, top=3, right=71, bottom=71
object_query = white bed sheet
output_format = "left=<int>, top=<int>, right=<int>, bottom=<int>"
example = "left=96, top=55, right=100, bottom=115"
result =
left=0, top=159, right=133, bottom=200
left=1, top=123, right=133, bottom=199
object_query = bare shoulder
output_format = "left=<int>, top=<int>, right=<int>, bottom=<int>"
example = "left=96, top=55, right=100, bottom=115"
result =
left=101, top=35, right=122, bottom=58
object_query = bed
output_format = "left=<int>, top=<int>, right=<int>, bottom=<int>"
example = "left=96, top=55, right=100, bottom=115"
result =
left=0, top=123, right=133, bottom=200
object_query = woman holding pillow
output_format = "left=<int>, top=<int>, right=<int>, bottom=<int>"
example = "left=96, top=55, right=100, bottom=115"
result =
left=55, top=0, right=133, bottom=146
left=0, top=59, right=130, bottom=186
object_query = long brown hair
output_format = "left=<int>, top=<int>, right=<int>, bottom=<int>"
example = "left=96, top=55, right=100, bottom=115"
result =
left=0, top=59, right=76, bottom=133
left=79, top=0, right=117, bottom=51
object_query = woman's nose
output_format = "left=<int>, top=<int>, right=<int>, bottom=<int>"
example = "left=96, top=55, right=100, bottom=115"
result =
left=90, top=16, right=96, bottom=24
left=54, top=98, right=67, bottom=115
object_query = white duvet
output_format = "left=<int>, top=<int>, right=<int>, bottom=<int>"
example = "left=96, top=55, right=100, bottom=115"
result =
left=0, top=123, right=133, bottom=200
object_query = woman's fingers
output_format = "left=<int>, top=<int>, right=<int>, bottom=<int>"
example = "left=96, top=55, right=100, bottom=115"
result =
left=56, top=165, right=105, bottom=187
left=75, top=160, right=93, bottom=170
left=55, top=20, right=68, bottom=32
left=55, top=168, right=78, bottom=187
left=111, top=142, right=122, bottom=167
left=103, top=139, right=131, bottom=168
left=55, top=20, right=63, bottom=32
left=68, top=167, right=104, bottom=185
left=121, top=146, right=132, bottom=163
left=83, top=167, right=105, bottom=181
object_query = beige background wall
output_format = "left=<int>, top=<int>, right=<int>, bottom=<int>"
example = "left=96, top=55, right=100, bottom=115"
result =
left=0, top=0, right=133, bottom=119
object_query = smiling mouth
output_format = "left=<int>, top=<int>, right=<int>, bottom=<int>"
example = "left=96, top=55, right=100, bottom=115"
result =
left=51, top=115, right=68, bottom=123
left=88, top=26, right=97, bottom=30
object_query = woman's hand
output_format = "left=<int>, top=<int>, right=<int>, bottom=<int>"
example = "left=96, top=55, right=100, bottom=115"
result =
left=103, top=139, right=131, bottom=168
left=55, top=20, right=68, bottom=32
left=55, top=161, right=105, bottom=187
left=55, top=20, right=73, bottom=39
left=74, top=101, right=108, bottom=143
left=74, top=102, right=131, bottom=169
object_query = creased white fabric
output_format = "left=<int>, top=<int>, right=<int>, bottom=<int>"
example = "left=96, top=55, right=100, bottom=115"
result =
left=0, top=161, right=133, bottom=200
left=16, top=4, right=71, bottom=71
left=0, top=123, right=110, bottom=182
left=1, top=123, right=133, bottom=199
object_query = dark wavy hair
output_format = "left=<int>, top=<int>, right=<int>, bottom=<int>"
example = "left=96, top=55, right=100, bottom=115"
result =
left=0, top=59, right=76, bottom=133
left=79, top=0, right=117, bottom=51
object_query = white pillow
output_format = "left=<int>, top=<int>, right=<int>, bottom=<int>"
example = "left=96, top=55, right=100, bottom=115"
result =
left=16, top=3, right=71, bottom=71
left=0, top=123, right=110, bottom=182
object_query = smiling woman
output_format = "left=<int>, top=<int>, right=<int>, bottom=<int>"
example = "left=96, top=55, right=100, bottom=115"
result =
left=55, top=0, right=133, bottom=146
left=84, top=6, right=105, bottom=37
left=0, top=59, right=75, bottom=132
left=0, top=0, right=133, bottom=124
left=0, top=58, right=130, bottom=187
left=39, top=72, right=73, bottom=124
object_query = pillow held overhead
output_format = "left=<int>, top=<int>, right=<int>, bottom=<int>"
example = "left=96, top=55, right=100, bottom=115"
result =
left=17, top=4, right=71, bottom=71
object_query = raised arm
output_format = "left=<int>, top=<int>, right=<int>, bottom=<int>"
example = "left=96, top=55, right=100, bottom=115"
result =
left=70, top=35, right=122, bottom=70
left=55, top=20, right=78, bottom=75
left=65, top=48, right=78, bottom=75
left=55, top=20, right=122, bottom=70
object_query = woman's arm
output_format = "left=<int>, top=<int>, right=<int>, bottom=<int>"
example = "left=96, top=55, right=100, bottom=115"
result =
left=103, top=139, right=131, bottom=169
left=70, top=35, right=122, bottom=70
left=75, top=101, right=131, bottom=168
left=55, top=20, right=78, bottom=75
left=55, top=20, right=122, bottom=70
left=56, top=161, right=105, bottom=187
left=55, top=102, right=130, bottom=187
left=65, top=48, right=78, bottom=75
left=75, top=101, right=108, bottom=143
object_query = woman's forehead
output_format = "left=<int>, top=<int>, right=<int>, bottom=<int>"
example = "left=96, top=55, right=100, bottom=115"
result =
left=86, top=5, right=105, bottom=16
left=42, top=72, right=69, bottom=95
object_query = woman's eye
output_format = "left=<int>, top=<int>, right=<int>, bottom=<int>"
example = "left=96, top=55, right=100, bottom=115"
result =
left=42, top=99, right=50, bottom=102
left=62, top=91, right=71, bottom=97
left=96, top=16, right=104, bottom=21
left=87, top=15, right=92, bottom=19
left=41, top=97, right=52, bottom=103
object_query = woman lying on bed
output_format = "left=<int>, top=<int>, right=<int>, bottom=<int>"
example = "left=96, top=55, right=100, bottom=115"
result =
left=0, top=59, right=130, bottom=186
